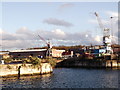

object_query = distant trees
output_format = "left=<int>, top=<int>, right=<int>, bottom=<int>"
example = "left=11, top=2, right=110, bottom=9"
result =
left=27, top=45, right=84, bottom=50
left=52, top=45, right=84, bottom=50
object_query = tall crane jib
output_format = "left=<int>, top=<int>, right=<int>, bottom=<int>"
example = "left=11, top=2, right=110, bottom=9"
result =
left=94, top=12, right=113, bottom=54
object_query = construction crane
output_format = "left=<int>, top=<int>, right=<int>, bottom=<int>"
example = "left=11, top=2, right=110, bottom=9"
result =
left=38, top=35, right=52, bottom=57
left=94, top=12, right=113, bottom=54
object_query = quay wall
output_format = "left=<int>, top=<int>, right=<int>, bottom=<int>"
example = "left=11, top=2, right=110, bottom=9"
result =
left=56, top=58, right=120, bottom=68
left=106, top=60, right=120, bottom=68
left=0, top=63, right=53, bottom=77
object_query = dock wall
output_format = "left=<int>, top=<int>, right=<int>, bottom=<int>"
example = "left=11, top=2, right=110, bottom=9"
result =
left=56, top=58, right=120, bottom=68
left=0, top=63, right=53, bottom=77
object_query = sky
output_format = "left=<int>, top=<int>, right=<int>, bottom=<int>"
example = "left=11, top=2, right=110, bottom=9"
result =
left=0, top=1, right=119, bottom=50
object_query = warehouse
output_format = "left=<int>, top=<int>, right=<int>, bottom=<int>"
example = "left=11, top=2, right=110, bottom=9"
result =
left=9, top=49, right=66, bottom=59
left=9, top=49, right=47, bottom=59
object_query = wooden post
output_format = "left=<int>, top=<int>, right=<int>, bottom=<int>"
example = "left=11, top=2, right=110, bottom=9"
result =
left=110, top=61, right=112, bottom=68
left=18, top=66, right=21, bottom=79
left=117, top=61, right=119, bottom=68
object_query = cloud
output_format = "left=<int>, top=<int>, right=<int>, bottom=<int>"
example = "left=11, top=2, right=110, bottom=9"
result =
left=43, top=18, right=73, bottom=27
left=59, top=3, right=74, bottom=10
left=51, top=29, right=66, bottom=39
left=57, top=3, right=75, bottom=15
left=1, top=26, right=118, bottom=50
left=88, top=18, right=110, bottom=27
left=52, top=29, right=65, bottom=36
left=94, top=35, right=102, bottom=42
left=0, top=28, right=3, bottom=34
left=0, top=28, right=35, bottom=40
left=105, top=11, right=118, bottom=17
left=88, top=19, right=97, bottom=24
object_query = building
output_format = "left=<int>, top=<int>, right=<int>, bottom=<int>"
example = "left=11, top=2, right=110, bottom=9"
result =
left=112, top=45, right=120, bottom=54
left=52, top=49, right=65, bottom=58
left=9, top=48, right=66, bottom=59
left=9, top=49, right=47, bottom=59
left=113, top=48, right=120, bottom=54
left=0, top=51, right=10, bottom=60
left=69, top=48, right=84, bottom=57
left=62, top=51, right=73, bottom=59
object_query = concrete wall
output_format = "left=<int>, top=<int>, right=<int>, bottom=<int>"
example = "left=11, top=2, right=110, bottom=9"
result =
left=76, top=60, right=120, bottom=68
left=56, top=58, right=120, bottom=69
left=0, top=63, right=53, bottom=77
left=106, top=60, right=119, bottom=68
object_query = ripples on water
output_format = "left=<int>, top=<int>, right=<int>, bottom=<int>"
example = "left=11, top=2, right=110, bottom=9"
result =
left=1, top=68, right=119, bottom=88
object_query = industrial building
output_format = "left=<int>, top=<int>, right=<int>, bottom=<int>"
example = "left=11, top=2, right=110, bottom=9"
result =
left=0, top=51, right=10, bottom=59
left=9, top=49, right=66, bottom=59
left=9, top=49, right=47, bottom=59
left=52, top=49, right=65, bottom=58
left=62, top=51, right=73, bottom=59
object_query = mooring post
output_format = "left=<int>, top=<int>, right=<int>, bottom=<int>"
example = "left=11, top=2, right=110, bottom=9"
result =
left=18, top=66, right=21, bottom=79
left=117, top=61, right=119, bottom=68
left=110, top=61, right=112, bottom=68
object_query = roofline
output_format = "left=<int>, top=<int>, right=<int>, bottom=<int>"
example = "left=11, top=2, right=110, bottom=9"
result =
left=10, top=49, right=47, bottom=53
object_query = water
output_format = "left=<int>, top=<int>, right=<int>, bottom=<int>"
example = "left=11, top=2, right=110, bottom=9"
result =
left=1, top=68, right=119, bottom=88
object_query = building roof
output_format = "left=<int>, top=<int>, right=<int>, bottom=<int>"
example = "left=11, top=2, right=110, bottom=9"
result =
left=52, top=49, right=65, bottom=52
left=0, top=51, right=9, bottom=55
left=10, top=49, right=47, bottom=53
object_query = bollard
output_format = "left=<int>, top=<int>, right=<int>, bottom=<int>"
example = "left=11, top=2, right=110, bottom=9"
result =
left=110, top=61, right=112, bottom=68
left=18, top=66, right=21, bottom=79
left=117, top=61, right=119, bottom=68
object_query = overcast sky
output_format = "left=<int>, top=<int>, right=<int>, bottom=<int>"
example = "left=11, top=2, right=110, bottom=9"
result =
left=0, top=1, right=119, bottom=50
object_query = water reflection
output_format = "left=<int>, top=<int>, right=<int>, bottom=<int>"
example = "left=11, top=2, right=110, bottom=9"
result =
left=0, top=77, right=3, bottom=89
left=1, top=68, right=119, bottom=88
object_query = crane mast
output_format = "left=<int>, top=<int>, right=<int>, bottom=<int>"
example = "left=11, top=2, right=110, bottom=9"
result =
left=94, top=12, right=112, bottom=54
left=38, top=35, right=52, bottom=57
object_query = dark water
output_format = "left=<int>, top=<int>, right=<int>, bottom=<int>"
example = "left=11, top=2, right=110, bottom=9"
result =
left=0, top=68, right=119, bottom=88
